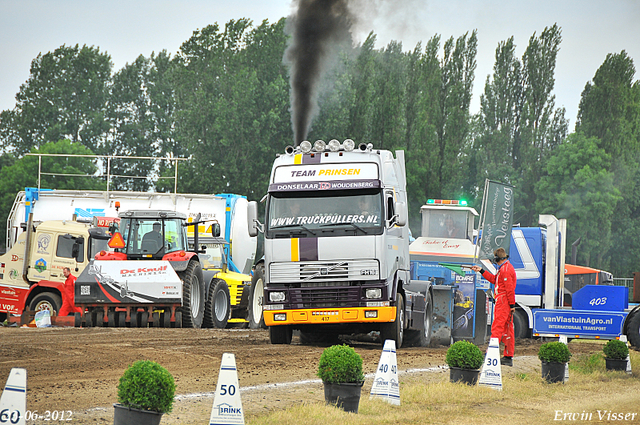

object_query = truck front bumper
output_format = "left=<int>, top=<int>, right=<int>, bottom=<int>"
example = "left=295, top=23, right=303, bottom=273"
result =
left=264, top=306, right=396, bottom=326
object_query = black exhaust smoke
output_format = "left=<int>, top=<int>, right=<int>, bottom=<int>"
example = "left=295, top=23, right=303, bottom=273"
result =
left=285, top=0, right=355, bottom=145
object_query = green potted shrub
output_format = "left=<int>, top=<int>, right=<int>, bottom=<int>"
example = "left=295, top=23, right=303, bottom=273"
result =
left=317, top=344, right=365, bottom=413
left=114, top=360, right=176, bottom=425
left=538, top=341, right=571, bottom=383
left=445, top=340, right=484, bottom=385
left=603, top=339, right=629, bottom=371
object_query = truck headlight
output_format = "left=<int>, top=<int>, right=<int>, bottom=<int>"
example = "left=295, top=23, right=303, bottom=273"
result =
left=269, top=291, right=286, bottom=302
left=274, top=313, right=287, bottom=321
left=365, top=288, right=382, bottom=299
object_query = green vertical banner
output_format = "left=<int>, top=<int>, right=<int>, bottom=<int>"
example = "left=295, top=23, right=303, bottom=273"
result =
left=477, top=180, right=515, bottom=260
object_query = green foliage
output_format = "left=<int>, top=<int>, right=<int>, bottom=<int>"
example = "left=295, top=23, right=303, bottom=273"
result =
left=107, top=51, right=175, bottom=191
left=475, top=24, right=567, bottom=228
left=317, top=344, right=364, bottom=384
left=534, top=133, right=622, bottom=268
left=445, top=340, right=484, bottom=370
left=538, top=341, right=572, bottom=364
left=117, top=360, right=175, bottom=413
left=0, top=140, right=104, bottom=250
left=576, top=50, right=640, bottom=276
left=603, top=340, right=629, bottom=360
left=0, top=44, right=112, bottom=155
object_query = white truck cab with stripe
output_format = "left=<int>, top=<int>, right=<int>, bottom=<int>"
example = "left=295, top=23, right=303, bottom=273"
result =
left=248, top=140, right=433, bottom=347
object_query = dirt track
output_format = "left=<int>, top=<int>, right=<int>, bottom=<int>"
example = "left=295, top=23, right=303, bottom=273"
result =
left=0, top=326, right=599, bottom=424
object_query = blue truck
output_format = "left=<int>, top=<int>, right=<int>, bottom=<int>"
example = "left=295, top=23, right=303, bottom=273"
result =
left=409, top=200, right=640, bottom=349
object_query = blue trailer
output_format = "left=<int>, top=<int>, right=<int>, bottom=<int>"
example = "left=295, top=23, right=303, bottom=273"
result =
left=409, top=200, right=640, bottom=349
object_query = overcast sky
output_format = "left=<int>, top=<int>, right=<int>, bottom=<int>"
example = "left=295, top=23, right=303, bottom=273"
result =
left=1, top=0, right=639, bottom=131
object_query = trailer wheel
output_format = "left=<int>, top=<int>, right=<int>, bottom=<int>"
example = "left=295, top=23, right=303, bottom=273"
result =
left=203, top=279, right=220, bottom=328
left=83, top=311, right=94, bottom=328
left=209, top=279, right=231, bottom=329
left=96, top=310, right=105, bottom=327
left=627, top=310, right=640, bottom=351
left=29, top=293, right=62, bottom=316
left=269, top=325, right=292, bottom=344
left=178, top=260, right=205, bottom=328
left=152, top=312, right=161, bottom=328
left=174, top=311, right=183, bottom=328
left=130, top=311, right=138, bottom=328
left=162, top=311, right=171, bottom=328
left=404, top=292, right=433, bottom=347
left=380, top=293, right=404, bottom=348
left=107, top=310, right=116, bottom=327
left=117, top=311, right=127, bottom=327
left=248, top=263, right=266, bottom=329
left=512, top=309, right=530, bottom=339
left=139, top=311, right=149, bottom=328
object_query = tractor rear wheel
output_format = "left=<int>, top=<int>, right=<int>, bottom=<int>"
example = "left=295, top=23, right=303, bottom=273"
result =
left=178, top=260, right=205, bottom=328
left=627, top=310, right=640, bottom=351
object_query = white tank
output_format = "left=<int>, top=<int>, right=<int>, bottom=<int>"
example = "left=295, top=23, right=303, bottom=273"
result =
left=7, top=189, right=256, bottom=274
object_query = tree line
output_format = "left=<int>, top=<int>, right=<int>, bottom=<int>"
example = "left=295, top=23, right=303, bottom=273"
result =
left=0, top=19, right=638, bottom=277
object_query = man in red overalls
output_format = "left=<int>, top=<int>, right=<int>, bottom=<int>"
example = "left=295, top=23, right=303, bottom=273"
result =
left=472, top=248, right=517, bottom=366
left=58, top=267, right=82, bottom=316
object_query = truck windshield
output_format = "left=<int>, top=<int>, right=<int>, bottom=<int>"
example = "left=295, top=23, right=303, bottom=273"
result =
left=199, top=243, right=226, bottom=269
left=120, top=218, right=187, bottom=255
left=266, top=191, right=383, bottom=237
left=422, top=209, right=469, bottom=239
left=89, top=238, right=110, bottom=258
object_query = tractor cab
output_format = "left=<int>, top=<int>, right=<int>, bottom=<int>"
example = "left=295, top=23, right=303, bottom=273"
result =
left=112, top=210, right=189, bottom=260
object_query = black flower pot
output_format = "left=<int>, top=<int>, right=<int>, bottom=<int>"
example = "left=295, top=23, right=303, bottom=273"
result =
left=541, top=361, right=566, bottom=383
left=323, top=381, right=364, bottom=413
left=113, top=404, right=163, bottom=425
left=605, top=358, right=627, bottom=371
left=449, top=367, right=479, bottom=385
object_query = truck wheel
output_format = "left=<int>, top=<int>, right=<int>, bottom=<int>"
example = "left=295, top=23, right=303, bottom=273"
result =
left=29, top=293, right=62, bottom=316
left=178, top=259, right=205, bottom=328
left=404, top=292, right=433, bottom=347
left=269, top=326, right=292, bottom=344
left=512, top=309, right=529, bottom=339
left=380, top=293, right=404, bottom=349
left=627, top=310, right=640, bottom=351
left=204, top=279, right=231, bottom=329
left=248, top=263, right=266, bottom=329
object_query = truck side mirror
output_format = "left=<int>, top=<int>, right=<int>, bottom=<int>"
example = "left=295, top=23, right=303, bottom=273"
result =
left=211, top=222, right=221, bottom=237
left=72, top=237, right=84, bottom=261
left=247, top=201, right=260, bottom=237
left=396, top=202, right=407, bottom=227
